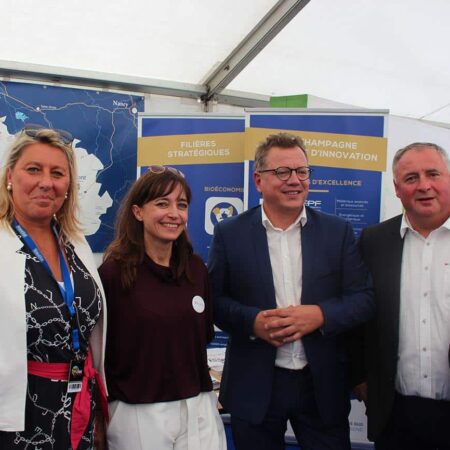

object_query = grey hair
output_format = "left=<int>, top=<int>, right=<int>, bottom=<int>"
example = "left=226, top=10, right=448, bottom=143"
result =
left=393, top=142, right=450, bottom=177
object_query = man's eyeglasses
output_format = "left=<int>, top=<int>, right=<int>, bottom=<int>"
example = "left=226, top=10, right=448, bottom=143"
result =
left=257, top=166, right=313, bottom=181
left=148, top=165, right=185, bottom=178
left=21, top=124, right=74, bottom=145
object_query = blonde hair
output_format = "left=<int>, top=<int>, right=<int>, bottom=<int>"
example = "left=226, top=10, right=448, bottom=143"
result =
left=0, top=127, right=82, bottom=240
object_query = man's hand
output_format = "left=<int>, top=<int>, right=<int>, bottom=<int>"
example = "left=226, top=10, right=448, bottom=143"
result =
left=262, top=305, right=325, bottom=343
left=253, top=311, right=285, bottom=347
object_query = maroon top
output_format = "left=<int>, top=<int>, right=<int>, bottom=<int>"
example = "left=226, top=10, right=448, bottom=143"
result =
left=99, top=253, right=214, bottom=403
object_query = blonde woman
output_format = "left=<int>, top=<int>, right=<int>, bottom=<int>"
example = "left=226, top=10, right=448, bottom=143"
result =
left=0, top=126, right=108, bottom=450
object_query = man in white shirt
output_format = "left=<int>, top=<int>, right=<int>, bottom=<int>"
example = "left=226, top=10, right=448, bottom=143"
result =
left=208, top=133, right=374, bottom=450
left=356, top=142, right=450, bottom=449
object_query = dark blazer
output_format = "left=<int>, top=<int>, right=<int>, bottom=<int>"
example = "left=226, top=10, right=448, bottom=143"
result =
left=208, top=206, right=375, bottom=425
left=358, top=214, right=404, bottom=441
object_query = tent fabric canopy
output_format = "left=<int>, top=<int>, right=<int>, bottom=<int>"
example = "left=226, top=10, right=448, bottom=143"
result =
left=1, top=0, right=449, bottom=123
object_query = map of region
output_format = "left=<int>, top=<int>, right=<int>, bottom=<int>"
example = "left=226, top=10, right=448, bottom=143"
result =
left=0, top=81, right=144, bottom=251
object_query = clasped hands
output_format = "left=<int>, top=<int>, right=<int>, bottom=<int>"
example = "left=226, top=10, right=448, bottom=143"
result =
left=253, top=305, right=325, bottom=347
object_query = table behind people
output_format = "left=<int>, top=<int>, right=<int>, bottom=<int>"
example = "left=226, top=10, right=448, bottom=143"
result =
left=99, top=166, right=226, bottom=450
left=208, top=132, right=374, bottom=450
left=0, top=125, right=108, bottom=450
left=354, top=142, right=450, bottom=450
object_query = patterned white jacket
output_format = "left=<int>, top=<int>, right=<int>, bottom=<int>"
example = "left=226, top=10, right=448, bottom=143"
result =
left=0, top=225, right=107, bottom=431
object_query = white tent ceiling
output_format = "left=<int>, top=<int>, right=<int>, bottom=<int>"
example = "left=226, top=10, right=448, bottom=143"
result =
left=2, top=0, right=450, bottom=123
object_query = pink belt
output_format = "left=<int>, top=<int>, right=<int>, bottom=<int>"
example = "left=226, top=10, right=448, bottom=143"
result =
left=28, top=351, right=109, bottom=450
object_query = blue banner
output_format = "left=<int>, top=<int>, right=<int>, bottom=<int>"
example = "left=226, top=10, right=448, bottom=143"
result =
left=245, top=111, right=387, bottom=235
left=138, top=116, right=245, bottom=261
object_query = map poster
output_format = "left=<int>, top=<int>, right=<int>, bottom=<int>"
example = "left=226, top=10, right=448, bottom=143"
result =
left=244, top=111, right=387, bottom=236
left=138, top=115, right=245, bottom=261
left=0, top=81, right=144, bottom=251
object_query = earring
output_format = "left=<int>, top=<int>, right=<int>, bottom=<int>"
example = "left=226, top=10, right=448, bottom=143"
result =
left=6, top=182, right=12, bottom=191
left=64, top=192, right=68, bottom=199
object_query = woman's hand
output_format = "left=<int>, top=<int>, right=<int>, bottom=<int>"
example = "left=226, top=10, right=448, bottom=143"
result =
left=94, top=411, right=108, bottom=450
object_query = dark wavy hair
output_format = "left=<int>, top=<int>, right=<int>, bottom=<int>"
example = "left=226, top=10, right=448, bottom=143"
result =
left=103, top=169, right=193, bottom=290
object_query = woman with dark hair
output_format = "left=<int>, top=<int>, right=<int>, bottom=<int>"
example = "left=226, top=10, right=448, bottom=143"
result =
left=99, top=166, right=226, bottom=450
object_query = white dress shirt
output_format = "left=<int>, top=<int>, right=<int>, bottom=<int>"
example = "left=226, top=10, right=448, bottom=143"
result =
left=396, top=215, right=450, bottom=400
left=261, top=205, right=308, bottom=370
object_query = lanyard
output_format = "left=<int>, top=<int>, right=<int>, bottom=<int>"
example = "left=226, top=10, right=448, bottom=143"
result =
left=13, top=219, right=80, bottom=352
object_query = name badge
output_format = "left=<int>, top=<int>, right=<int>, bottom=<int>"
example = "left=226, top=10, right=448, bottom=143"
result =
left=67, top=359, right=85, bottom=393
left=192, top=295, right=205, bottom=313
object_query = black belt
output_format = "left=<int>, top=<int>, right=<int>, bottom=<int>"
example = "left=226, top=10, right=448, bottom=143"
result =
left=274, top=365, right=310, bottom=374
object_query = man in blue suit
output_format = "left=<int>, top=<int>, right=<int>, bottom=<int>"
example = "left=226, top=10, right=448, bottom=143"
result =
left=208, top=133, right=374, bottom=450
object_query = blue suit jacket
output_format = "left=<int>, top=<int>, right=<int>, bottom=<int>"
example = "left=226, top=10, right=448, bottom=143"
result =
left=208, top=206, right=374, bottom=425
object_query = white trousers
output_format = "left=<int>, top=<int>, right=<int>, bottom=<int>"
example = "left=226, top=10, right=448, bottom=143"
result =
left=106, top=392, right=227, bottom=450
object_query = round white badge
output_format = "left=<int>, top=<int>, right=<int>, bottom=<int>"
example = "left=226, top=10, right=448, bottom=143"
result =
left=192, top=295, right=205, bottom=313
